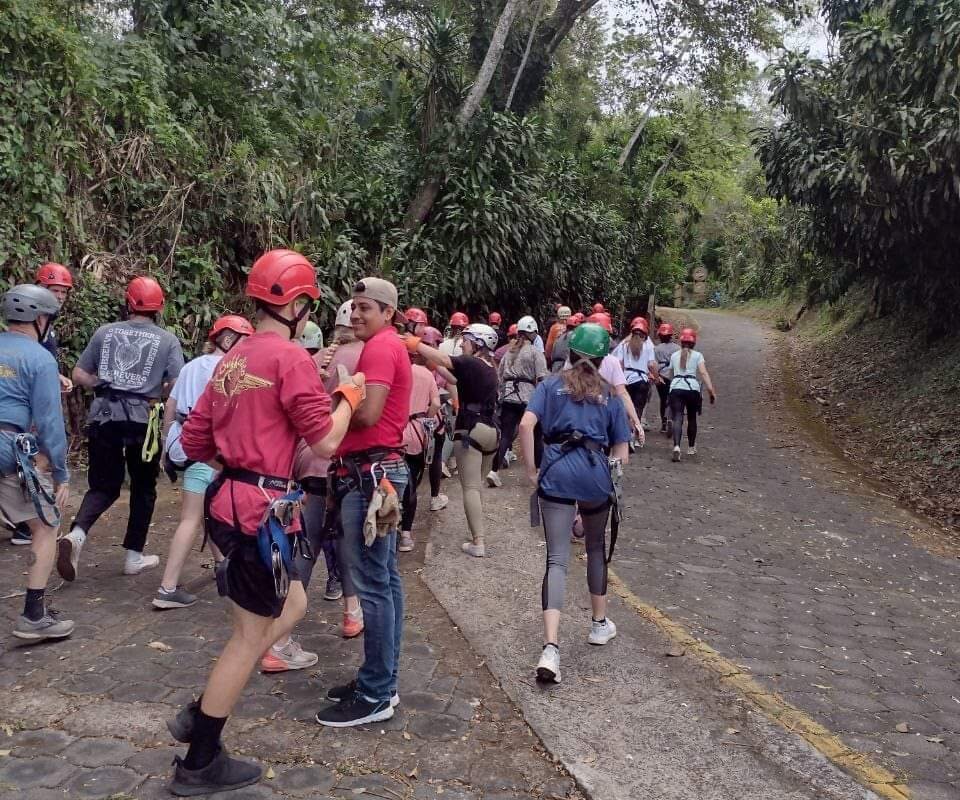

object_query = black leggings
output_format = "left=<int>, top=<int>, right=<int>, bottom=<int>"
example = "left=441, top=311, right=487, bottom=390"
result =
left=656, top=381, right=671, bottom=423
left=428, top=431, right=445, bottom=497
left=402, top=452, right=426, bottom=531
left=669, top=389, right=701, bottom=447
left=494, top=402, right=542, bottom=472
left=625, top=381, right=650, bottom=422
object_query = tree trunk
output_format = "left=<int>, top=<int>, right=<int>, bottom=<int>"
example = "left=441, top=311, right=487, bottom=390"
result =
left=404, top=0, right=523, bottom=230
left=506, top=0, right=547, bottom=111
left=645, top=141, right=682, bottom=205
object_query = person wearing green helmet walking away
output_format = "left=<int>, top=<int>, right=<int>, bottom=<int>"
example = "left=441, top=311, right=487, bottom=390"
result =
left=298, top=320, right=323, bottom=355
left=518, top=323, right=631, bottom=684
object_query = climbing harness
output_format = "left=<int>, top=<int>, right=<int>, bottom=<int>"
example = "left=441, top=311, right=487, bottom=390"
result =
left=141, top=401, right=164, bottom=462
left=257, top=489, right=305, bottom=601
left=421, top=417, right=439, bottom=465
left=11, top=433, right=60, bottom=527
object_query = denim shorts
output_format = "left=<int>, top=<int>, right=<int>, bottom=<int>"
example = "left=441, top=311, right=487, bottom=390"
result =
left=183, top=462, right=217, bottom=495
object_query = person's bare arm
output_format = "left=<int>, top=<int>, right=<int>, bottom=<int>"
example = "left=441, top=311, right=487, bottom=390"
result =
left=406, top=336, right=454, bottom=371
left=698, top=360, right=716, bottom=402
left=72, top=365, right=98, bottom=389
left=351, top=383, right=389, bottom=428
left=436, top=365, right=457, bottom=385
left=611, top=441, right=629, bottom=465
left=162, top=393, right=178, bottom=444
left=519, top=410, right=539, bottom=484
left=308, top=375, right=366, bottom=457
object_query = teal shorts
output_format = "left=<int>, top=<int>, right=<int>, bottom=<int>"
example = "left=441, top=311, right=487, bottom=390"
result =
left=183, top=462, right=217, bottom=495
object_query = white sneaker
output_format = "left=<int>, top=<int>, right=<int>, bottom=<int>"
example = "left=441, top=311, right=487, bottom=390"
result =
left=398, top=532, right=414, bottom=552
left=123, top=552, right=160, bottom=575
left=56, top=530, right=84, bottom=582
left=588, top=618, right=617, bottom=646
left=536, top=644, right=561, bottom=683
left=687, top=446, right=697, bottom=457
left=485, top=471, right=502, bottom=488
left=672, top=446, right=681, bottom=462
left=504, top=450, right=517, bottom=464
left=430, top=494, right=449, bottom=511
left=461, top=542, right=486, bottom=558
left=441, top=464, right=452, bottom=478
left=262, top=637, right=318, bottom=672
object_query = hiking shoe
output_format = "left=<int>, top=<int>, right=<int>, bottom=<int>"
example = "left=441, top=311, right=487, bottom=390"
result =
left=485, top=470, right=502, bottom=488
left=327, top=679, right=400, bottom=708
left=687, top=446, right=697, bottom=457
left=342, top=608, right=364, bottom=638
left=123, top=552, right=160, bottom=575
left=57, top=531, right=83, bottom=581
left=13, top=611, right=75, bottom=641
left=315, top=693, right=394, bottom=728
left=588, top=618, right=617, bottom=646
left=441, top=463, right=452, bottom=478
left=152, top=586, right=198, bottom=610
left=429, top=493, right=448, bottom=511
left=169, top=747, right=261, bottom=797
left=167, top=699, right=200, bottom=743
left=323, top=575, right=343, bottom=601
left=398, top=532, right=414, bottom=552
left=536, top=644, right=561, bottom=684
left=11, top=525, right=31, bottom=545
left=461, top=542, right=485, bottom=558
left=672, top=446, right=681, bottom=462
left=665, top=419, right=673, bottom=437
left=261, top=638, right=318, bottom=673
left=659, top=420, right=668, bottom=434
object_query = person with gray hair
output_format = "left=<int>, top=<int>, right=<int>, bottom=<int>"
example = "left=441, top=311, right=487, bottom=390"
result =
left=0, top=284, right=74, bottom=641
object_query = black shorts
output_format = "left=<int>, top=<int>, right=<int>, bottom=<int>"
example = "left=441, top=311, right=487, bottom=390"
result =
left=208, top=517, right=302, bottom=619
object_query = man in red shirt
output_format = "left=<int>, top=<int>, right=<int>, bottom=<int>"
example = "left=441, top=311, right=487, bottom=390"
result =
left=314, top=277, right=413, bottom=729
left=167, top=250, right=365, bottom=796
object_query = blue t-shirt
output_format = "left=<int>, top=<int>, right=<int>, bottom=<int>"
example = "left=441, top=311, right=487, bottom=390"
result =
left=527, top=375, right=631, bottom=503
left=0, top=332, right=69, bottom=483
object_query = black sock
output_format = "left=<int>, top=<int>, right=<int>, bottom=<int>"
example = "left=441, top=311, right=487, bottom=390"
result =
left=544, top=642, right=559, bottom=650
left=23, top=589, right=45, bottom=621
left=592, top=617, right=606, bottom=624
left=183, top=709, right=227, bottom=770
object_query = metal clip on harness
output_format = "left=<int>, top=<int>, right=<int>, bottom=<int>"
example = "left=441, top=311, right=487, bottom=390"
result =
left=13, top=433, right=60, bottom=527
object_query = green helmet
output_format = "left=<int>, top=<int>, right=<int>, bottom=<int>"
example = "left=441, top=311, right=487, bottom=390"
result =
left=298, top=320, right=323, bottom=350
left=568, top=322, right=609, bottom=359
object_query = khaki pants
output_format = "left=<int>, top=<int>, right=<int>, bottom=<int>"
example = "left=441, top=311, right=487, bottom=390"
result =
left=456, top=423, right=499, bottom=544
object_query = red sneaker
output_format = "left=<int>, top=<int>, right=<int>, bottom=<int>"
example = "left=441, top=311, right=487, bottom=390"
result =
left=342, top=608, right=364, bottom=639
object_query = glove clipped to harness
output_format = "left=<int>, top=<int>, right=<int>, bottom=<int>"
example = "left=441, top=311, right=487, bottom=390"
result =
left=331, top=364, right=366, bottom=413
left=363, top=478, right=401, bottom=547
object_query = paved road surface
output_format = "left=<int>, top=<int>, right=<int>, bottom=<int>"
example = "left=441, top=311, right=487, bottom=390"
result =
left=425, top=310, right=960, bottom=800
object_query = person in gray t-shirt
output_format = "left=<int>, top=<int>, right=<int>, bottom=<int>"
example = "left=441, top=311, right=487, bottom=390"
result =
left=59, top=277, right=184, bottom=582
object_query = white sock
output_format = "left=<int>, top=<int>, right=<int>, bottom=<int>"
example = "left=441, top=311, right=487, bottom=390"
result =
left=125, top=549, right=143, bottom=566
left=70, top=528, right=86, bottom=545
left=272, top=637, right=291, bottom=652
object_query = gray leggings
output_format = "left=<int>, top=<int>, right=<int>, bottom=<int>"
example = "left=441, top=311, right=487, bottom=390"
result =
left=540, top=497, right=610, bottom=611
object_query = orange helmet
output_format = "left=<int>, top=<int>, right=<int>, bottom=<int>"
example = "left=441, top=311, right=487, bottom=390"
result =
left=36, top=262, right=73, bottom=289
left=246, top=249, right=319, bottom=305
left=586, top=312, right=612, bottom=333
left=209, top=314, right=254, bottom=340
left=125, top=276, right=165, bottom=312
left=566, top=312, right=583, bottom=328
left=507, top=324, right=518, bottom=337
left=404, top=307, right=429, bottom=326
left=679, top=327, right=697, bottom=345
left=449, top=311, right=469, bottom=328
left=488, top=311, right=502, bottom=325
left=629, top=316, right=649, bottom=334
left=657, top=322, right=674, bottom=337
left=591, top=303, right=606, bottom=314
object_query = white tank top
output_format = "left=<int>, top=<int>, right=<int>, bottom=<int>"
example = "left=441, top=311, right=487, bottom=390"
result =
left=669, top=349, right=702, bottom=393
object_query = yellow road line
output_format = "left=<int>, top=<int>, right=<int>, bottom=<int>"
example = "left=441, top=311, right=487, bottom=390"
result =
left=607, top=570, right=911, bottom=800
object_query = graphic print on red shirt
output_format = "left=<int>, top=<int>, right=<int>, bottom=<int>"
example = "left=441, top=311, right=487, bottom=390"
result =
left=181, top=331, right=332, bottom=534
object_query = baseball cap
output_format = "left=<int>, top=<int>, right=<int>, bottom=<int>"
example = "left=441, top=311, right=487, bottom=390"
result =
left=353, top=277, right=398, bottom=309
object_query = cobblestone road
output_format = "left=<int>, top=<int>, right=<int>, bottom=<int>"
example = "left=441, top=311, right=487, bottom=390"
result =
left=0, top=491, right=581, bottom=800
left=615, top=310, right=960, bottom=800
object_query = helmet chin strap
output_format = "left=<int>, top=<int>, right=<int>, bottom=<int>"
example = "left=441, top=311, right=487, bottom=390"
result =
left=33, top=316, right=54, bottom=344
left=262, top=302, right=310, bottom=339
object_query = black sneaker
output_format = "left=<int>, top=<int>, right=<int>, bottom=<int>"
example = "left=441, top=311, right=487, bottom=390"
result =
left=315, top=693, right=394, bottom=728
left=11, top=525, right=31, bottom=546
left=169, top=747, right=261, bottom=797
left=166, top=699, right=200, bottom=743
left=325, top=679, right=358, bottom=703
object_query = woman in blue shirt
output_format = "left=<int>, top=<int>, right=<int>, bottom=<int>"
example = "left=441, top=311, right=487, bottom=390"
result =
left=518, top=323, right=631, bottom=684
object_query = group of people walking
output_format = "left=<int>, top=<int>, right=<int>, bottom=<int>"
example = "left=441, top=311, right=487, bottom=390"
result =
left=0, top=257, right=717, bottom=796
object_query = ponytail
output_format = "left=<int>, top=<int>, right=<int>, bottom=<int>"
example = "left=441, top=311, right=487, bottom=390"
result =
left=680, top=343, right=691, bottom=370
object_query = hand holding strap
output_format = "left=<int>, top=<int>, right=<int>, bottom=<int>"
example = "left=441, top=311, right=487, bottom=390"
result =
left=404, top=335, right=422, bottom=354
left=332, top=365, right=365, bottom=413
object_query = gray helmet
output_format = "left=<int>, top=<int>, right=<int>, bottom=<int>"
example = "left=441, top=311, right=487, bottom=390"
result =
left=2, top=284, right=60, bottom=323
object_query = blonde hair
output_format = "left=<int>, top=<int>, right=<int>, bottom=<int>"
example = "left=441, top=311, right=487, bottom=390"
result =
left=561, top=358, right=607, bottom=403
left=681, top=341, right=693, bottom=370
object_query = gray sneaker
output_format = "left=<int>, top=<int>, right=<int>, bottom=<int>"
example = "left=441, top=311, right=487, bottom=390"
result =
left=14, top=612, right=75, bottom=641
left=152, top=587, right=198, bottom=609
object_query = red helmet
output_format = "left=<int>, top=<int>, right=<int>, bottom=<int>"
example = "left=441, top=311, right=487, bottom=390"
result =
left=629, top=316, right=649, bottom=334
left=209, top=314, right=254, bottom=340
left=125, top=276, right=165, bottom=312
left=586, top=312, right=612, bottom=333
left=404, top=307, right=429, bottom=326
left=679, top=327, right=697, bottom=345
left=507, top=324, right=518, bottom=337
left=657, top=322, right=674, bottom=337
left=566, top=313, right=580, bottom=328
left=36, top=262, right=73, bottom=289
left=246, top=249, right=319, bottom=305
left=421, top=326, right=443, bottom=347
left=449, top=311, right=469, bottom=328
left=591, top=303, right=606, bottom=314
left=488, top=311, right=502, bottom=325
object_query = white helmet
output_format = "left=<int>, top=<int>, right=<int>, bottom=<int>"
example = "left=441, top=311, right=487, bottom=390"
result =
left=557, top=306, right=571, bottom=320
left=335, top=300, right=353, bottom=328
left=517, top=315, right=538, bottom=334
left=463, top=323, right=498, bottom=351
